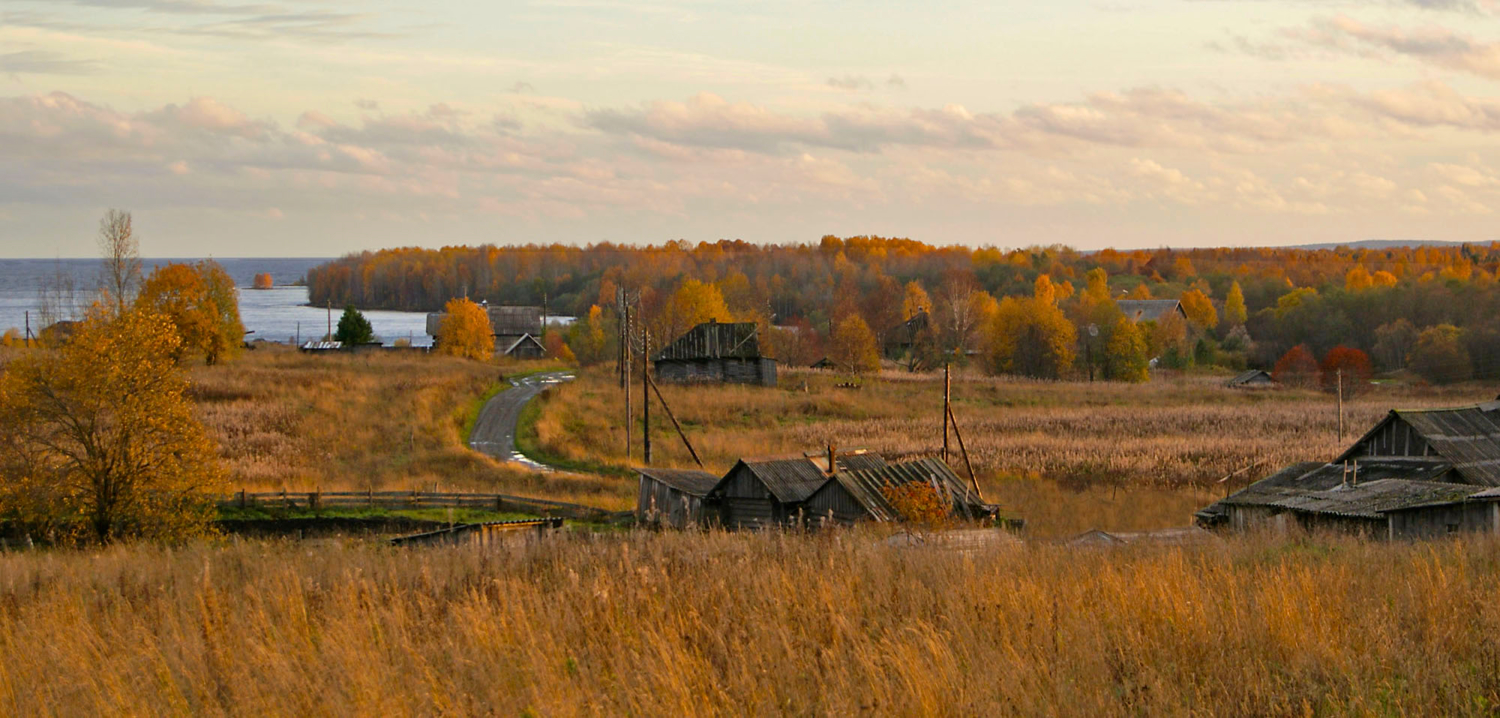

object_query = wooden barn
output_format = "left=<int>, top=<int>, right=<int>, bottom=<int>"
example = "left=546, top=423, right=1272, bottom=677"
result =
left=499, top=333, right=546, bottom=359
left=1226, top=369, right=1274, bottom=388
left=1197, top=399, right=1500, bottom=537
left=653, top=320, right=777, bottom=387
left=804, top=457, right=993, bottom=525
left=635, top=467, right=721, bottom=529
left=696, top=449, right=886, bottom=529
left=884, top=310, right=930, bottom=359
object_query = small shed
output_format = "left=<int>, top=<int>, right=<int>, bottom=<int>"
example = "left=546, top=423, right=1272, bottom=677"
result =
left=635, top=467, right=721, bottom=529
left=708, top=453, right=851, bottom=528
left=1227, top=369, right=1274, bottom=388
left=653, top=321, right=776, bottom=387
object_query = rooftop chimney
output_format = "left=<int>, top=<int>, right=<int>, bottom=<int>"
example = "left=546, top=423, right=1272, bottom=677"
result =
left=827, top=444, right=837, bottom=475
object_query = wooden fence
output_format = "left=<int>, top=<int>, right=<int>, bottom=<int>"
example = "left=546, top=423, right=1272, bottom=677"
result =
left=222, top=490, right=631, bottom=523
left=389, top=517, right=565, bottom=547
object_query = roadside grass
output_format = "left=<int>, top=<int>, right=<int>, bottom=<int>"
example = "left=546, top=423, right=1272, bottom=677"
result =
left=514, top=389, right=635, bottom=478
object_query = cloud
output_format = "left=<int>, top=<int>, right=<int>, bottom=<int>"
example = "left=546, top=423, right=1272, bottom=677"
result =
left=1308, top=15, right=1500, bottom=79
left=0, top=50, right=100, bottom=76
left=12, top=0, right=395, bottom=42
left=886, top=74, right=907, bottom=89
left=827, top=75, right=874, bottom=91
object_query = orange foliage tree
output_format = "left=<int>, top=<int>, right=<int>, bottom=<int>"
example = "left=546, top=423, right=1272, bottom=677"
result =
left=0, top=306, right=225, bottom=543
left=879, top=481, right=950, bottom=528
left=829, top=314, right=880, bottom=374
left=1273, top=344, right=1320, bottom=388
left=1179, top=290, right=1217, bottom=332
left=136, top=260, right=243, bottom=365
left=252, top=273, right=274, bottom=290
left=1320, top=346, right=1373, bottom=392
left=437, top=298, right=493, bottom=361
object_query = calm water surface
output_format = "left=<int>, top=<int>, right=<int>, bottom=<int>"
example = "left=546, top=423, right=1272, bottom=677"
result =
left=0, top=258, right=432, bottom=346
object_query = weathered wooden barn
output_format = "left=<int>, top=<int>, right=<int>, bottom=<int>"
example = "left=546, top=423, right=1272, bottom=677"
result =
left=804, top=457, right=992, bottom=525
left=1226, top=369, right=1274, bottom=388
left=1117, top=299, right=1186, bottom=324
left=635, top=467, right=722, bottom=529
left=1197, top=399, right=1500, bottom=538
left=884, top=310, right=930, bottom=359
left=708, top=453, right=850, bottom=528
left=500, top=333, right=546, bottom=360
left=653, top=321, right=777, bottom=387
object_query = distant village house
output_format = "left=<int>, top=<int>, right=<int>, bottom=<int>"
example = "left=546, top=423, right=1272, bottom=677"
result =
left=652, top=320, right=776, bottom=387
left=426, top=304, right=547, bottom=358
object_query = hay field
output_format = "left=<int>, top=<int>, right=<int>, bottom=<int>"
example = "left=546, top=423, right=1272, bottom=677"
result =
left=186, top=346, right=632, bottom=510
left=6, top=531, right=1500, bottom=716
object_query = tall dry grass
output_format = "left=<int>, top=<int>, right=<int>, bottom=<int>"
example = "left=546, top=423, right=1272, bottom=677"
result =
left=187, top=346, right=632, bottom=509
left=5, top=532, right=1500, bottom=715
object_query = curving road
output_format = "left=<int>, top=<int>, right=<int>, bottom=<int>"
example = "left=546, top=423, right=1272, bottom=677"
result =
left=467, top=371, right=575, bottom=471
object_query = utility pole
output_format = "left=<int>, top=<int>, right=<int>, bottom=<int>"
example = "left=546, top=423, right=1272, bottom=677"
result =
left=296, top=322, right=300, bottom=347
left=642, top=331, right=652, bottom=465
left=943, top=363, right=951, bottom=464
left=1337, top=369, right=1345, bottom=443
left=624, top=304, right=632, bottom=460
left=23, top=310, right=30, bottom=344
left=326, top=299, right=332, bottom=341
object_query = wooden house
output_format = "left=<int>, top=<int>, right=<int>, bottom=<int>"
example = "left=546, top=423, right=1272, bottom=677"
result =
left=883, top=310, right=929, bottom=360
left=1197, top=399, right=1500, bottom=536
left=499, top=333, right=546, bottom=360
left=653, top=320, right=776, bottom=387
left=1116, top=299, right=1186, bottom=324
left=804, top=457, right=992, bottom=525
left=635, top=467, right=721, bottom=529
left=1226, top=369, right=1274, bottom=388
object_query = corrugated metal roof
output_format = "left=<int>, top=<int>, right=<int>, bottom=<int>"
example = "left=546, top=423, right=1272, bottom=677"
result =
left=636, top=467, right=721, bottom=497
left=1393, top=404, right=1500, bottom=485
left=1117, top=299, right=1185, bottom=323
left=653, top=321, right=764, bottom=361
left=488, top=306, right=543, bottom=336
left=736, top=456, right=831, bottom=503
left=1259, top=479, right=1477, bottom=519
left=1197, top=459, right=1453, bottom=522
left=833, top=458, right=989, bottom=522
left=301, top=340, right=343, bottom=350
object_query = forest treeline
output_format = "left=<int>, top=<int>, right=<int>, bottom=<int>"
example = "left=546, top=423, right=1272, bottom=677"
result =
left=304, top=237, right=1500, bottom=381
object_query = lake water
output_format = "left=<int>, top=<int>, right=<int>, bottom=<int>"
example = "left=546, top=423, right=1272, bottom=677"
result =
left=0, top=258, right=433, bottom=347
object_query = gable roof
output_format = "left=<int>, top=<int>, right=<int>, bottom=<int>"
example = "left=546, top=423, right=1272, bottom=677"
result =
left=635, top=467, right=721, bottom=497
left=827, top=457, right=988, bottom=522
left=500, top=333, right=545, bottom=356
left=1196, top=458, right=1455, bottom=523
left=654, top=321, right=765, bottom=361
left=1249, top=478, right=1477, bottom=519
left=1336, top=402, right=1500, bottom=485
left=1227, top=369, right=1274, bottom=386
left=720, top=451, right=891, bottom=504
left=1117, top=299, right=1185, bottom=323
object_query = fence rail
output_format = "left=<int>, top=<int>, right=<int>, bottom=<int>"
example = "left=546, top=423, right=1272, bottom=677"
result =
left=221, top=490, right=630, bottom=523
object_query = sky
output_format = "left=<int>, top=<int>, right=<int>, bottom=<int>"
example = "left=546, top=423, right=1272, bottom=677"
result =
left=3, top=0, right=1500, bottom=257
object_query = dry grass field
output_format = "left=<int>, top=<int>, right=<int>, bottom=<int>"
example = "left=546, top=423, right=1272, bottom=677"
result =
left=531, top=366, right=1499, bottom=534
left=186, top=346, right=633, bottom=510
left=6, top=530, right=1500, bottom=715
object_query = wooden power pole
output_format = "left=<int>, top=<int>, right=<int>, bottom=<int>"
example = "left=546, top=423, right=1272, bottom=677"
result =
left=943, top=363, right=951, bottom=464
left=624, top=304, right=632, bottom=460
left=642, top=332, right=652, bottom=464
left=1337, top=369, right=1345, bottom=443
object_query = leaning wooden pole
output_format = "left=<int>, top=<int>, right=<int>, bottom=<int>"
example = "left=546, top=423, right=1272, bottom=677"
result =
left=648, top=374, right=705, bottom=468
left=947, top=404, right=981, bottom=500
left=1337, top=369, right=1345, bottom=443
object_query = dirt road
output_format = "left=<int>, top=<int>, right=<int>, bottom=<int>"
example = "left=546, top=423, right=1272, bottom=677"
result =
left=467, top=371, right=574, bottom=471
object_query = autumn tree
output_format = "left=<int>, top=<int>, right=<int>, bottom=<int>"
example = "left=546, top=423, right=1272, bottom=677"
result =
left=437, top=298, right=493, bottom=361
left=902, top=281, right=932, bottom=321
left=252, top=272, right=274, bottom=289
left=334, top=305, right=375, bottom=345
left=1410, top=325, right=1472, bottom=384
left=543, top=331, right=576, bottom=362
left=1321, top=346, right=1373, bottom=393
left=1104, top=316, right=1149, bottom=382
left=1, top=328, right=25, bottom=348
left=1345, top=266, right=1374, bottom=292
left=985, top=279, right=1076, bottom=380
left=658, top=279, right=732, bottom=343
left=97, top=209, right=142, bottom=314
left=1179, top=290, right=1217, bottom=332
left=135, top=261, right=244, bottom=365
left=1223, top=281, right=1248, bottom=326
left=566, top=305, right=614, bottom=365
left=829, top=313, right=880, bottom=374
left=880, top=481, right=949, bottom=529
left=1273, top=344, right=1320, bottom=388
left=1373, top=319, right=1418, bottom=371
left=1372, top=270, right=1398, bottom=288
left=0, top=306, right=225, bottom=543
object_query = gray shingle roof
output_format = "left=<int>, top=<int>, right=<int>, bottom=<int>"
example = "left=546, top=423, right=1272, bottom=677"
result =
left=1117, top=299, right=1185, bottom=323
left=832, top=457, right=989, bottom=521
left=635, top=468, right=721, bottom=497
left=1197, top=459, right=1455, bottom=522
left=1255, top=479, right=1477, bottom=519
left=737, top=456, right=834, bottom=503
left=1357, top=403, right=1500, bottom=485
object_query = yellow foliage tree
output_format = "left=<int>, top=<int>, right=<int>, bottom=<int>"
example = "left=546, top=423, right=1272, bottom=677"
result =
left=1104, top=316, right=1149, bottom=382
left=0, top=328, right=24, bottom=348
left=1033, top=275, right=1057, bottom=307
left=0, top=306, right=225, bottom=543
left=1372, top=270, right=1398, bottom=288
left=984, top=293, right=1076, bottom=380
left=660, top=279, right=732, bottom=342
left=1128, top=284, right=1153, bottom=299
left=1084, top=268, right=1110, bottom=303
left=437, top=298, right=493, bottom=361
left=829, top=313, right=881, bottom=374
left=1179, top=290, right=1217, bottom=332
left=1346, top=266, right=1374, bottom=292
left=1224, top=282, right=1248, bottom=326
left=902, top=281, right=932, bottom=321
left=136, top=260, right=243, bottom=365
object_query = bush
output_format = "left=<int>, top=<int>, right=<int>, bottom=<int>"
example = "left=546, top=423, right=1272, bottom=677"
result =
left=1273, top=345, right=1319, bottom=388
